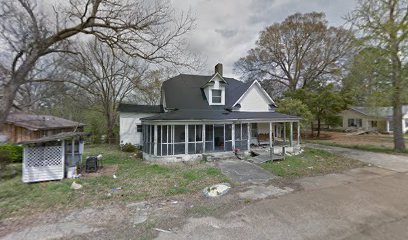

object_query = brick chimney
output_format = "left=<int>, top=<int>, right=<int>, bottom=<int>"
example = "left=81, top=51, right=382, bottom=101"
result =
left=215, top=63, right=223, bottom=77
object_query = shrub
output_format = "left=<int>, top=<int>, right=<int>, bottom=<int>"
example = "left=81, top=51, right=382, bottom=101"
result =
left=121, top=143, right=137, bottom=152
left=0, top=144, right=23, bottom=163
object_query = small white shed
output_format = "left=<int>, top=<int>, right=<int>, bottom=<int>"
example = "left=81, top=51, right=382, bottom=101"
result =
left=19, top=132, right=86, bottom=183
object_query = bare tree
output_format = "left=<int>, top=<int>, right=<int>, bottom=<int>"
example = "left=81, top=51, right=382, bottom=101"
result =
left=0, top=0, right=194, bottom=137
left=348, top=0, right=407, bottom=152
left=64, top=40, right=147, bottom=143
left=130, top=69, right=172, bottom=105
left=234, top=12, right=355, bottom=92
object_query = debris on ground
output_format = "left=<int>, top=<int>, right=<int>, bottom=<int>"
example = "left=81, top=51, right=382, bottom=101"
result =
left=70, top=181, right=83, bottom=190
left=154, top=228, right=172, bottom=233
left=203, top=183, right=231, bottom=197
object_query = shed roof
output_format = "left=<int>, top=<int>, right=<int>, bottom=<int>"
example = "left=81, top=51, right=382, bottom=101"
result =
left=19, top=132, right=88, bottom=144
left=6, top=112, right=85, bottom=131
left=118, top=103, right=163, bottom=113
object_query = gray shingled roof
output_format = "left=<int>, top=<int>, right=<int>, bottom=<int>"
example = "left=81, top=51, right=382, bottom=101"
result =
left=142, top=109, right=300, bottom=121
left=351, top=106, right=408, bottom=118
left=162, top=74, right=253, bottom=110
left=118, top=103, right=163, bottom=113
left=6, top=112, right=85, bottom=131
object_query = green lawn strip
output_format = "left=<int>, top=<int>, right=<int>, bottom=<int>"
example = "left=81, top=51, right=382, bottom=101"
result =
left=305, top=140, right=408, bottom=155
left=261, top=148, right=367, bottom=178
left=0, top=145, right=226, bottom=220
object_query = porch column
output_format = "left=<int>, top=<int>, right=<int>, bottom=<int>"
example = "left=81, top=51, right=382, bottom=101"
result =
left=154, top=125, right=158, bottom=156
left=232, top=123, right=235, bottom=150
left=297, top=121, right=301, bottom=145
left=283, top=123, right=286, bottom=143
left=71, top=138, right=75, bottom=165
left=202, top=124, right=206, bottom=153
left=289, top=122, right=293, bottom=147
left=386, top=120, right=390, bottom=132
left=185, top=125, right=188, bottom=154
left=269, top=122, right=273, bottom=147
left=247, top=123, right=250, bottom=150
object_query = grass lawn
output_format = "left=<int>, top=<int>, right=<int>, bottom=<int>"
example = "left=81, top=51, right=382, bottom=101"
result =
left=261, top=148, right=367, bottom=178
left=306, top=140, right=408, bottom=155
left=0, top=145, right=227, bottom=220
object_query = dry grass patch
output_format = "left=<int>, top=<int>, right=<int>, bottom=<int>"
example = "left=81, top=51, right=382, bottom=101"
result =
left=261, top=148, right=367, bottom=178
left=0, top=145, right=227, bottom=220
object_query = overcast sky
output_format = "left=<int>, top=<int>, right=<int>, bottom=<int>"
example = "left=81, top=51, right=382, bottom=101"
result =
left=171, top=0, right=357, bottom=78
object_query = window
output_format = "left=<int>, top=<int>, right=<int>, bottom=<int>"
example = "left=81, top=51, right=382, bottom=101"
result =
left=212, top=89, right=222, bottom=104
left=137, top=125, right=142, bottom=132
left=370, top=121, right=378, bottom=128
left=405, top=119, right=408, bottom=128
left=348, top=118, right=362, bottom=127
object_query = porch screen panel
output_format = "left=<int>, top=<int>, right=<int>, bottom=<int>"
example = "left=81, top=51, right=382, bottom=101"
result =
left=225, top=124, right=232, bottom=151
left=234, top=123, right=248, bottom=151
left=241, top=123, right=248, bottom=150
left=205, top=125, right=214, bottom=152
left=188, top=125, right=203, bottom=154
left=174, top=125, right=185, bottom=155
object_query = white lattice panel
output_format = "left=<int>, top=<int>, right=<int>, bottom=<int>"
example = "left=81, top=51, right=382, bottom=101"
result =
left=25, top=146, right=63, bottom=168
left=23, top=145, right=64, bottom=183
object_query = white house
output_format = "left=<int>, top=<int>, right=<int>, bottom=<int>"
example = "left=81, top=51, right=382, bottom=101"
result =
left=339, top=106, right=408, bottom=133
left=119, top=63, right=301, bottom=162
left=118, top=104, right=162, bottom=146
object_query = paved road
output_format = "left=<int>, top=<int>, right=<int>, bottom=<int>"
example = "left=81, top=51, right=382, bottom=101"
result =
left=307, top=143, right=408, bottom=172
left=157, top=167, right=408, bottom=240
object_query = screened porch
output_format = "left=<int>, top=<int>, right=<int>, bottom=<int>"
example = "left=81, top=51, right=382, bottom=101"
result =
left=141, top=120, right=300, bottom=161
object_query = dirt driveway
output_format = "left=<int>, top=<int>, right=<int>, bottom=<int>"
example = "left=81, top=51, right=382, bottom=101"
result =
left=157, top=167, right=408, bottom=240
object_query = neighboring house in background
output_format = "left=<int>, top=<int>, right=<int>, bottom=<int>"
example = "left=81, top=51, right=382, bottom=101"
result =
left=4, top=112, right=85, bottom=143
left=339, top=106, right=408, bottom=133
left=118, top=104, right=163, bottom=146
left=119, top=63, right=301, bottom=162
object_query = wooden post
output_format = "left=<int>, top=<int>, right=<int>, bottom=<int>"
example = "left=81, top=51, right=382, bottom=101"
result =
left=232, top=123, right=235, bottom=150
left=154, top=125, right=158, bottom=156
left=202, top=124, right=206, bottom=153
left=71, top=138, right=75, bottom=166
left=297, top=121, right=301, bottom=145
left=185, top=125, right=188, bottom=154
left=269, top=122, right=273, bottom=148
left=289, top=122, right=293, bottom=147
left=247, top=123, right=250, bottom=151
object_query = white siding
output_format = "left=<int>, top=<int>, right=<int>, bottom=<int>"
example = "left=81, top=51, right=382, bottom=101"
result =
left=403, top=113, right=408, bottom=133
left=119, top=112, right=157, bottom=145
left=237, top=84, right=270, bottom=112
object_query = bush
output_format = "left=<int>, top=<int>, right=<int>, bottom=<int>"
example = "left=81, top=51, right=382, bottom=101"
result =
left=121, top=143, right=137, bottom=152
left=0, top=144, right=23, bottom=163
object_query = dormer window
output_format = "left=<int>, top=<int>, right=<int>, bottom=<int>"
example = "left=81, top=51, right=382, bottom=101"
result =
left=212, top=89, right=222, bottom=104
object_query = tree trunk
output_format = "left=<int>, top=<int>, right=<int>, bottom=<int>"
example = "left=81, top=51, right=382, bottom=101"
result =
left=310, top=122, right=314, bottom=138
left=0, top=83, right=19, bottom=138
left=105, top=112, right=115, bottom=145
left=390, top=44, right=406, bottom=152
